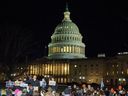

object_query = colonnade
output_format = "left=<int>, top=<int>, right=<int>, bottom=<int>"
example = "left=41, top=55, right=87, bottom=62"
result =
left=52, top=35, right=81, bottom=42
left=49, top=45, right=84, bottom=54
left=28, top=63, right=70, bottom=76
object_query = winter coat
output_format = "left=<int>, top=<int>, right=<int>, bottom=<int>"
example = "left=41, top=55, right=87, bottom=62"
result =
left=105, top=90, right=109, bottom=96
left=24, top=79, right=40, bottom=88
left=64, top=87, right=70, bottom=94
left=49, top=82, right=58, bottom=91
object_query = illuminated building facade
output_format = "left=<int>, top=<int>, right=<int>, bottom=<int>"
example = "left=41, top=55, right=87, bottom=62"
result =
left=1, top=4, right=128, bottom=86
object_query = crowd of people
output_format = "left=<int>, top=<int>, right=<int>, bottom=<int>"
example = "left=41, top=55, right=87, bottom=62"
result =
left=0, top=75, right=58, bottom=96
left=0, top=75, right=128, bottom=96
left=62, top=84, right=128, bottom=96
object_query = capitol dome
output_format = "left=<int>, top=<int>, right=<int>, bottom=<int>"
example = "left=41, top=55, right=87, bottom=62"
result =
left=47, top=4, right=87, bottom=59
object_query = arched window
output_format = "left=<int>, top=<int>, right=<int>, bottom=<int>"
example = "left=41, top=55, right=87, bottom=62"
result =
left=73, top=37, right=74, bottom=41
left=59, top=36, right=61, bottom=40
left=70, top=36, right=71, bottom=40
left=65, top=36, right=66, bottom=40
left=67, top=36, right=69, bottom=40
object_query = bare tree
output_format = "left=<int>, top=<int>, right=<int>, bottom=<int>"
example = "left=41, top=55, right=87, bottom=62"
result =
left=0, top=24, right=37, bottom=80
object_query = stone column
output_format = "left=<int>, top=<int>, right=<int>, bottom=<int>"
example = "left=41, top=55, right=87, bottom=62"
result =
left=56, top=46, right=57, bottom=53
left=75, top=46, right=77, bottom=53
left=72, top=45, right=73, bottom=53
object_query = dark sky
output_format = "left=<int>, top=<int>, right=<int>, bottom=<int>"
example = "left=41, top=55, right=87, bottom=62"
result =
left=0, top=0, right=128, bottom=59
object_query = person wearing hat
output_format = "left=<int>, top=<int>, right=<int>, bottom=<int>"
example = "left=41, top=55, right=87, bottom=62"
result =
left=118, top=86, right=123, bottom=95
left=109, top=88, right=114, bottom=96
left=1, top=89, right=6, bottom=96
left=64, top=86, right=71, bottom=96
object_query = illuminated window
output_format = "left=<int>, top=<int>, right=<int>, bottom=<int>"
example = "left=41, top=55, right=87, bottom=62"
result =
left=74, top=46, right=76, bottom=53
left=107, top=71, right=108, bottom=75
left=74, top=65, right=77, bottom=67
left=67, top=46, right=69, bottom=53
left=61, top=47, right=63, bottom=53
left=52, top=47, right=54, bottom=53
left=58, top=47, right=60, bottom=53
left=56, top=47, right=58, bottom=53
left=79, top=47, right=80, bottom=53
left=2, top=72, right=4, bottom=75
left=112, top=71, right=114, bottom=75
left=70, top=46, right=72, bottom=52
left=64, top=46, right=66, bottom=53
left=79, top=71, right=81, bottom=75
left=21, top=67, right=23, bottom=69
left=127, top=69, right=128, bottom=74
left=77, top=47, right=79, bottom=53
left=73, top=46, right=74, bottom=53
left=112, top=65, right=114, bottom=67
left=117, top=71, right=118, bottom=74
left=117, top=65, right=118, bottom=67
left=54, top=47, right=56, bottom=53
left=122, top=71, right=124, bottom=74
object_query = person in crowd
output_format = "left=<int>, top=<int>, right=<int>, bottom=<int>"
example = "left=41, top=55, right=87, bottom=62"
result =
left=17, top=90, right=22, bottom=96
left=109, top=88, right=114, bottom=96
left=105, top=88, right=109, bottom=96
left=23, top=75, right=40, bottom=90
left=126, top=90, right=128, bottom=96
left=87, top=85, right=94, bottom=94
left=41, top=78, right=47, bottom=91
left=72, top=84, right=77, bottom=92
left=92, top=90, right=97, bottom=96
left=13, top=78, right=21, bottom=90
left=29, top=75, right=33, bottom=80
left=26, top=86, right=34, bottom=96
left=40, top=88, right=46, bottom=96
left=1, top=89, right=6, bottom=96
left=19, top=78, right=22, bottom=81
left=45, top=87, right=52, bottom=96
left=6, top=87, right=12, bottom=96
left=82, top=84, right=87, bottom=95
left=33, top=90, right=39, bottom=96
left=118, top=86, right=123, bottom=95
left=64, top=86, right=71, bottom=96
left=49, top=77, right=58, bottom=95
left=76, top=87, right=83, bottom=96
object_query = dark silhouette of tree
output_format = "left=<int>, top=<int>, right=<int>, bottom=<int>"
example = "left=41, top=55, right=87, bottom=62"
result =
left=0, top=24, right=38, bottom=80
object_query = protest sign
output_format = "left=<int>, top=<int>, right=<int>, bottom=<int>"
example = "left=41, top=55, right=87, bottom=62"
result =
left=27, top=86, right=38, bottom=92
left=20, top=82, right=28, bottom=87
left=6, top=82, right=14, bottom=87
left=49, top=81, right=56, bottom=86
left=40, top=81, right=46, bottom=87
left=15, top=81, right=21, bottom=86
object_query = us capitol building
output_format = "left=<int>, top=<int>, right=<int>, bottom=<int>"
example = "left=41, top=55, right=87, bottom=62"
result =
left=1, top=4, right=128, bottom=86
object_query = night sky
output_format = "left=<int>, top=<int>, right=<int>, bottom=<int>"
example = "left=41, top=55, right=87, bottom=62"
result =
left=0, top=0, right=128, bottom=59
